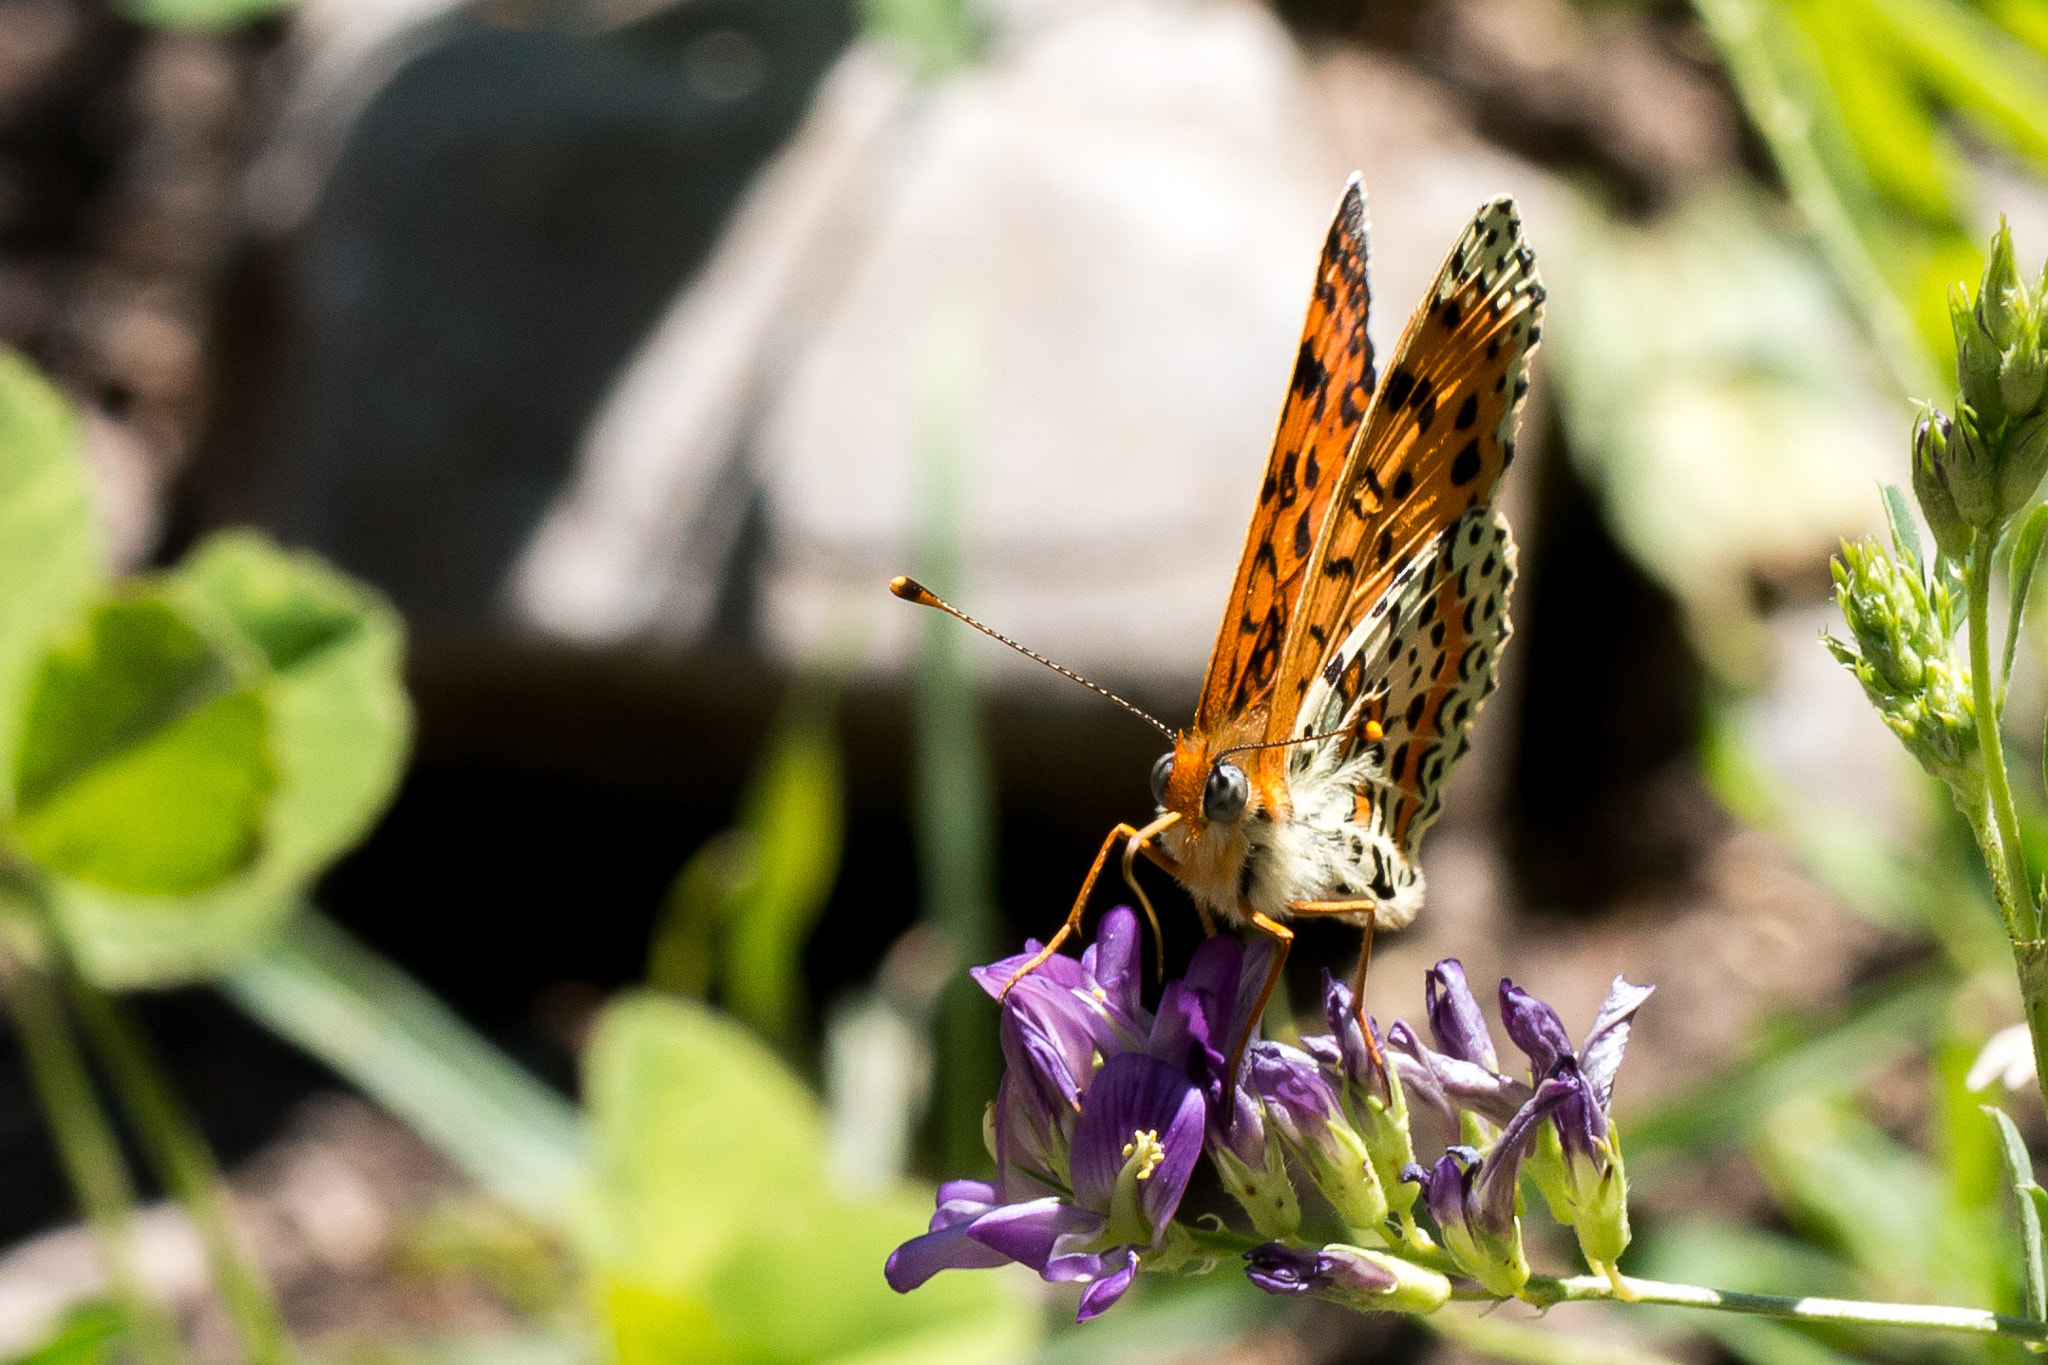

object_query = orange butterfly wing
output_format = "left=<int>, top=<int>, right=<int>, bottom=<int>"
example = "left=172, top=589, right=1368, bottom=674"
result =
left=1258, top=197, right=1543, bottom=803
left=1191, top=176, right=1376, bottom=742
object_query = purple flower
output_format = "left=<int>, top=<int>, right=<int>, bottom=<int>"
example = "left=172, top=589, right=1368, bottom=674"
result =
left=971, top=906, right=1152, bottom=1056
left=887, top=1051, right=1204, bottom=1320
left=1303, top=975, right=1418, bottom=1219
left=1426, top=959, right=1499, bottom=1070
left=1403, top=1078, right=1573, bottom=1297
left=1247, top=1040, right=1386, bottom=1230
left=1499, top=974, right=1653, bottom=1268
left=1153, top=933, right=1299, bottom=1238
left=1243, top=1241, right=1450, bottom=1313
left=1384, top=963, right=1533, bottom=1133
left=890, top=910, right=1209, bottom=1321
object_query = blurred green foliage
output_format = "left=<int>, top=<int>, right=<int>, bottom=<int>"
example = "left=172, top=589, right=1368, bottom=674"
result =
left=118, top=0, right=297, bottom=33
left=4, top=1305, right=124, bottom=1365
left=1694, top=0, right=2048, bottom=394
left=0, top=349, right=413, bottom=983
left=0, top=354, right=100, bottom=803
left=1547, top=189, right=1895, bottom=678
left=648, top=677, right=845, bottom=1050
left=909, top=301, right=1003, bottom=1179
left=11, top=589, right=271, bottom=898
left=581, top=993, right=1036, bottom=1365
left=860, top=0, right=983, bottom=75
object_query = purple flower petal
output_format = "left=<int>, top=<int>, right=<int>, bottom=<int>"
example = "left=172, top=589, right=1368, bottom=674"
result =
left=1243, top=1243, right=1325, bottom=1296
left=972, top=944, right=1090, bottom=1000
left=965, top=1197, right=1104, bottom=1272
left=1247, top=1041, right=1340, bottom=1128
left=885, top=1220, right=1013, bottom=1290
left=934, top=1179, right=998, bottom=1214
left=1319, top=974, right=1388, bottom=1097
left=1074, top=1248, right=1141, bottom=1321
left=886, top=1182, right=1007, bottom=1291
left=1580, top=976, right=1653, bottom=1107
left=998, top=976, right=1096, bottom=1114
left=1499, top=979, right=1575, bottom=1077
left=1404, top=1147, right=1478, bottom=1234
left=1385, top=1020, right=1531, bottom=1128
left=1081, top=908, right=1145, bottom=1025
left=1474, top=1077, right=1576, bottom=1232
left=1425, top=960, right=1498, bottom=1070
left=1229, top=936, right=1277, bottom=1051
left=1069, top=1052, right=1206, bottom=1235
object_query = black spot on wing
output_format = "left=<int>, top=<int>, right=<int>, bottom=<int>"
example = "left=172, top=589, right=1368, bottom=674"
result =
left=1449, top=440, right=1481, bottom=486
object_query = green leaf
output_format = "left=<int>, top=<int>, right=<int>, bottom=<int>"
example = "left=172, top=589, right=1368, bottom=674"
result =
left=1753, top=1096, right=1951, bottom=1300
left=2005, top=502, right=2048, bottom=690
left=1880, top=482, right=1923, bottom=573
left=1985, top=1103, right=2047, bottom=1322
left=9, top=591, right=270, bottom=895
left=1859, top=0, right=2048, bottom=172
left=55, top=533, right=411, bottom=986
left=647, top=676, right=844, bottom=1047
left=583, top=992, right=1033, bottom=1365
left=5, top=1303, right=124, bottom=1365
left=723, top=681, right=843, bottom=1043
left=0, top=349, right=104, bottom=816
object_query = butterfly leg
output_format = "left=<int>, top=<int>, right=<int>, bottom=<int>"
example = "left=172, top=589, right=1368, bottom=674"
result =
left=1287, top=899, right=1386, bottom=1068
left=1225, top=910, right=1294, bottom=1094
left=997, top=820, right=1165, bottom=1000
left=1119, top=812, right=1182, bottom=977
left=1129, top=834, right=1212, bottom=933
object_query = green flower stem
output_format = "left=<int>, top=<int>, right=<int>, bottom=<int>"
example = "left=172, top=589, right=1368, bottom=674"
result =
left=2013, top=938, right=2048, bottom=1125
left=0, top=945, right=184, bottom=1365
left=1510, top=1271, right=2048, bottom=1343
left=1969, top=533, right=2037, bottom=938
left=65, top=979, right=293, bottom=1364
left=1965, top=531, right=2048, bottom=1117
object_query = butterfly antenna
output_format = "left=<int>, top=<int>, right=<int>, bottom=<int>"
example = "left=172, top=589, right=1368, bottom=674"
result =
left=889, top=576, right=1178, bottom=742
left=1215, top=720, right=1385, bottom=763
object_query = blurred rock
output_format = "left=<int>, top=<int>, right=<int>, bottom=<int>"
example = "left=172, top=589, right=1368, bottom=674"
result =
left=515, top=0, right=1571, bottom=697
left=0, top=1094, right=536, bottom=1360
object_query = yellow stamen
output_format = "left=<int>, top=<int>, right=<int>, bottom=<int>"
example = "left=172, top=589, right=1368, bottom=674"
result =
left=1121, top=1129, right=1165, bottom=1181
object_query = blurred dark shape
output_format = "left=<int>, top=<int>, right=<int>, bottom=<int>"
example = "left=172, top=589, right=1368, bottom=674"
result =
left=256, top=0, right=850, bottom=625
left=1509, top=430, right=1718, bottom=910
left=1275, top=0, right=1739, bottom=215
left=0, top=2, right=267, bottom=562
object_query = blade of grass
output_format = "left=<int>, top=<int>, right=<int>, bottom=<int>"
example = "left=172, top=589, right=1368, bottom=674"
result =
left=221, top=907, right=586, bottom=1228
left=909, top=299, right=999, bottom=1178
left=1986, top=1104, right=2047, bottom=1322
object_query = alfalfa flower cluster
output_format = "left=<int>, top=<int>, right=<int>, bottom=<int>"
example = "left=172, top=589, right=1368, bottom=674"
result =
left=885, top=907, right=1650, bottom=1320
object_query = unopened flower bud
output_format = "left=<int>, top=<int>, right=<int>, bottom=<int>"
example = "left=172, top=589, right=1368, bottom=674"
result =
left=1827, top=534, right=1980, bottom=796
left=2004, top=411, right=2048, bottom=516
left=2002, top=339, right=2048, bottom=421
left=1208, top=1106, right=1301, bottom=1241
left=1249, top=1042, right=1388, bottom=1233
left=1244, top=1242, right=1450, bottom=1314
left=1912, top=408, right=1970, bottom=559
left=1956, top=226, right=2027, bottom=430
left=1314, top=978, right=1419, bottom=1219
left=1956, top=279, right=2009, bottom=432
left=1948, top=405, right=2005, bottom=527
left=1522, top=1072, right=1632, bottom=1267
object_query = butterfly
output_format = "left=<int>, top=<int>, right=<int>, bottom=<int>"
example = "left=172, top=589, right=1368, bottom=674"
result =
left=893, top=176, right=1542, bottom=1066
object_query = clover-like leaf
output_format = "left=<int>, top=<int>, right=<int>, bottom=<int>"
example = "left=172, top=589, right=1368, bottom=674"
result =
left=10, top=591, right=270, bottom=896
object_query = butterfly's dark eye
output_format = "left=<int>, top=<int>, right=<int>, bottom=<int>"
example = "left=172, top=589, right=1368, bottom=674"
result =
left=1150, top=753, right=1174, bottom=806
left=1204, top=763, right=1249, bottom=822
